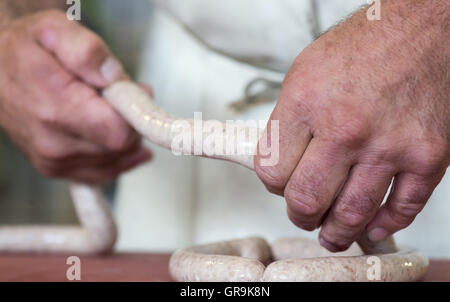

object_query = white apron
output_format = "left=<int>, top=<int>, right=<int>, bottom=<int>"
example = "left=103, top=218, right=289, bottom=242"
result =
left=113, top=0, right=450, bottom=257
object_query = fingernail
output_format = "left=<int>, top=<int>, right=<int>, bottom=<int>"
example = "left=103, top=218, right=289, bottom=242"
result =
left=368, top=228, right=388, bottom=242
left=100, top=57, right=126, bottom=84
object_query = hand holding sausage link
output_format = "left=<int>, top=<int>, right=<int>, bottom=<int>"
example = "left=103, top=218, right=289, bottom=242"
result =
left=255, top=1, right=450, bottom=252
left=0, top=10, right=152, bottom=183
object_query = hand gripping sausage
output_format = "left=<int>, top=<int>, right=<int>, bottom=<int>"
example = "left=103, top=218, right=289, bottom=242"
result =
left=102, top=82, right=428, bottom=282
left=0, top=82, right=428, bottom=281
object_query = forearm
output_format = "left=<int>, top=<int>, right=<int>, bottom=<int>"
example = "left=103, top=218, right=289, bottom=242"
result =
left=334, top=0, right=450, bottom=135
left=376, top=0, right=450, bottom=133
left=336, top=0, right=449, bottom=70
left=377, top=0, right=449, bottom=62
left=0, top=0, right=65, bottom=27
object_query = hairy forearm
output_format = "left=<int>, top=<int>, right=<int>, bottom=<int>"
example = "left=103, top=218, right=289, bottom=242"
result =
left=339, top=0, right=449, bottom=65
left=373, top=0, right=449, bottom=54
left=335, top=0, right=450, bottom=131
left=377, top=0, right=450, bottom=129
left=0, top=0, right=65, bottom=26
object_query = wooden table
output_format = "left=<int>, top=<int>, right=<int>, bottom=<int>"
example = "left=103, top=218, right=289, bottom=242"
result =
left=0, top=254, right=448, bottom=282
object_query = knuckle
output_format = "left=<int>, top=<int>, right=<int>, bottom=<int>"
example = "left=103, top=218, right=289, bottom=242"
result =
left=335, top=209, right=367, bottom=229
left=319, top=107, right=370, bottom=148
left=34, top=139, right=68, bottom=161
left=301, top=225, right=317, bottom=232
left=280, top=69, right=302, bottom=93
left=390, top=200, right=423, bottom=224
left=320, top=234, right=351, bottom=252
left=401, top=187, right=425, bottom=205
left=334, top=122, right=369, bottom=147
left=285, top=185, right=321, bottom=218
left=281, top=68, right=313, bottom=96
left=293, top=221, right=317, bottom=231
left=386, top=211, right=411, bottom=229
left=83, top=34, right=104, bottom=57
left=255, top=165, right=287, bottom=193
left=412, top=140, right=448, bottom=174
left=107, top=126, right=135, bottom=151
left=334, top=191, right=379, bottom=228
left=286, top=208, right=317, bottom=231
left=279, top=72, right=316, bottom=112
left=71, top=34, right=105, bottom=67
left=265, top=185, right=283, bottom=196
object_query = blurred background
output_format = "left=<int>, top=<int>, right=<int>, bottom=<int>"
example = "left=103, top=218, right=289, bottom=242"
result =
left=1, top=0, right=449, bottom=258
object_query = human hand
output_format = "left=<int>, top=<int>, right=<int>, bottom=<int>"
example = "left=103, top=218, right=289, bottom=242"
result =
left=255, top=1, right=450, bottom=251
left=0, top=10, right=152, bottom=183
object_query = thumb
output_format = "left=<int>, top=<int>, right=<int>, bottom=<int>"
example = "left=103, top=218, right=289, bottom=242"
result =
left=33, top=11, right=128, bottom=88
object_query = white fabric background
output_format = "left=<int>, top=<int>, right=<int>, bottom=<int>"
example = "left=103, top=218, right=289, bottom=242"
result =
left=114, top=0, right=450, bottom=257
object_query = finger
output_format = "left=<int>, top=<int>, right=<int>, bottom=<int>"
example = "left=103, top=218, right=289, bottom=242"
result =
left=32, top=130, right=151, bottom=180
left=35, top=128, right=143, bottom=167
left=14, top=40, right=75, bottom=98
left=30, top=126, right=110, bottom=163
left=33, top=11, right=128, bottom=88
left=69, top=135, right=144, bottom=167
left=53, top=80, right=140, bottom=151
left=319, top=164, right=394, bottom=252
left=25, top=45, right=138, bottom=151
left=366, top=171, right=445, bottom=242
left=284, top=139, right=351, bottom=231
left=254, top=82, right=312, bottom=195
left=21, top=38, right=141, bottom=153
left=63, top=147, right=152, bottom=184
left=72, top=138, right=148, bottom=169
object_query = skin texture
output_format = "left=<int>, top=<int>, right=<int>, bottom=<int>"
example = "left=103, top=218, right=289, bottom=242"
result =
left=0, top=1, right=447, bottom=256
left=105, top=82, right=428, bottom=282
left=0, top=81, right=429, bottom=281
left=255, top=0, right=450, bottom=252
left=0, top=8, right=152, bottom=183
